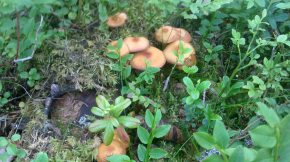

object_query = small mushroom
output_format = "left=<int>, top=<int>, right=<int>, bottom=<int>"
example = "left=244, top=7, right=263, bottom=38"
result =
left=130, top=46, right=166, bottom=70
left=113, top=127, right=130, bottom=149
left=165, top=125, right=183, bottom=143
left=108, top=40, right=130, bottom=57
left=96, top=140, right=126, bottom=162
left=155, top=26, right=178, bottom=44
left=163, top=40, right=196, bottom=66
left=174, top=28, right=192, bottom=43
left=123, top=37, right=149, bottom=53
left=106, top=12, right=128, bottom=28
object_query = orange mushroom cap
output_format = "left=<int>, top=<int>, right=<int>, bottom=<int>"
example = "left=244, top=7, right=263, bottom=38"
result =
left=106, top=12, right=128, bottom=28
left=174, top=28, right=192, bottom=43
left=108, top=40, right=130, bottom=57
left=163, top=40, right=196, bottom=66
left=96, top=140, right=126, bottom=162
left=124, top=37, right=149, bottom=53
left=155, top=26, right=179, bottom=44
left=113, top=127, right=130, bottom=149
left=130, top=46, right=166, bottom=70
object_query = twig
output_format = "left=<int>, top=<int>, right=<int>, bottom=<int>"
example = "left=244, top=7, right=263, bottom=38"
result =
left=14, top=15, right=44, bottom=63
left=15, top=12, right=20, bottom=61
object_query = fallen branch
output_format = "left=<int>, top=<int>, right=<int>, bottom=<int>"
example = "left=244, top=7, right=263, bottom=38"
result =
left=14, top=15, right=44, bottom=63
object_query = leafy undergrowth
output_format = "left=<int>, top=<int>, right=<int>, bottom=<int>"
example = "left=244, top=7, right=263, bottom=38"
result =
left=0, top=0, right=289, bottom=162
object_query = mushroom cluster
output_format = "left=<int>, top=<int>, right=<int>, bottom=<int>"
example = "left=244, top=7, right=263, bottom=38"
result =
left=106, top=18, right=196, bottom=70
left=96, top=127, right=130, bottom=162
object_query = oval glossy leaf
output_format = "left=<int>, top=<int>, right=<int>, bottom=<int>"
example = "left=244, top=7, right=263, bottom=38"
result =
left=249, top=125, right=276, bottom=148
left=149, top=148, right=167, bottom=159
left=193, top=132, right=215, bottom=150
left=137, top=144, right=146, bottom=162
left=145, top=110, right=154, bottom=128
left=0, top=137, right=8, bottom=147
left=91, top=107, right=105, bottom=117
left=137, top=126, right=149, bottom=144
left=278, top=114, right=290, bottom=162
left=11, top=134, right=21, bottom=142
left=256, top=102, right=280, bottom=127
left=103, top=123, right=115, bottom=145
left=229, top=146, right=244, bottom=162
left=154, top=125, right=171, bottom=138
left=118, top=116, right=140, bottom=128
left=213, top=120, right=229, bottom=148
left=154, top=109, right=162, bottom=125
left=88, top=120, right=107, bottom=132
left=96, top=95, right=110, bottom=110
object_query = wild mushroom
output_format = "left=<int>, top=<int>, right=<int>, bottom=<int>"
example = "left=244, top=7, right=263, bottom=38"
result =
left=155, top=26, right=178, bottom=44
left=165, top=125, right=183, bottom=143
left=96, top=140, right=126, bottom=162
left=107, top=40, right=130, bottom=57
left=174, top=28, right=192, bottom=43
left=106, top=12, right=128, bottom=28
left=123, top=37, right=149, bottom=53
left=113, top=127, right=130, bottom=149
left=130, top=46, right=166, bottom=70
left=163, top=40, right=196, bottom=66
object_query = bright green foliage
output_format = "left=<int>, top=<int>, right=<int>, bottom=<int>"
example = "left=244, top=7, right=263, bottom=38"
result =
left=89, top=95, right=140, bottom=145
left=193, top=102, right=290, bottom=162
left=31, top=152, right=49, bottom=162
left=107, top=154, right=136, bottom=162
left=19, top=68, right=41, bottom=87
left=137, top=109, right=171, bottom=162
left=107, top=39, right=133, bottom=81
left=0, top=134, right=27, bottom=161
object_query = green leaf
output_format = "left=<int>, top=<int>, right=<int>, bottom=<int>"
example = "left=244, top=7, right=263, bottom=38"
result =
left=255, top=0, right=265, bottom=7
left=249, top=125, right=276, bottom=148
left=213, top=120, right=229, bottom=148
left=190, top=88, right=200, bottom=100
left=96, top=95, right=110, bottom=110
left=27, top=80, right=35, bottom=87
left=88, top=119, right=107, bottom=132
left=103, top=123, right=114, bottom=145
left=118, top=116, right=140, bottom=128
left=229, top=146, right=244, bottom=162
left=256, top=102, right=280, bottom=127
left=91, top=107, right=105, bottom=117
left=17, top=149, right=27, bottom=159
left=276, top=2, right=290, bottom=9
left=6, top=144, right=18, bottom=156
left=193, top=132, right=215, bottom=149
left=197, top=81, right=211, bottom=92
left=203, top=155, right=224, bottom=162
left=278, top=114, right=290, bottom=162
left=137, top=144, right=146, bottom=162
left=154, top=109, right=162, bottom=125
left=183, top=77, right=194, bottom=88
left=31, top=152, right=48, bottom=162
left=277, top=35, right=288, bottom=43
left=117, top=39, right=123, bottom=50
left=112, top=98, right=131, bottom=117
left=149, top=148, right=167, bottom=159
left=154, top=125, right=171, bottom=138
left=183, top=65, right=198, bottom=74
left=145, top=110, right=154, bottom=128
left=98, top=3, right=108, bottom=22
left=253, top=148, right=273, bottom=162
left=137, top=126, right=149, bottom=144
left=19, top=72, right=29, bottom=79
left=107, top=155, right=131, bottom=162
left=107, top=52, right=119, bottom=59
left=122, top=66, right=131, bottom=79
left=0, top=137, right=8, bottom=147
left=11, top=134, right=21, bottom=142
